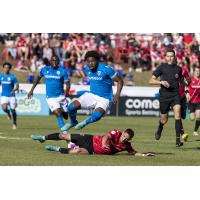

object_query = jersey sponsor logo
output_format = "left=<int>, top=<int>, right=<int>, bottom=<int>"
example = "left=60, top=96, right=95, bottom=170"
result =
left=175, top=74, right=179, bottom=78
left=88, top=76, right=103, bottom=80
left=45, top=75, right=60, bottom=79
left=1, top=81, right=12, bottom=84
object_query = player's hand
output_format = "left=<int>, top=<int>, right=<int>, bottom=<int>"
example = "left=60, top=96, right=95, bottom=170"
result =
left=186, top=93, right=190, bottom=103
left=113, top=94, right=120, bottom=104
left=28, top=91, right=33, bottom=99
left=10, top=90, right=15, bottom=94
left=160, top=81, right=170, bottom=88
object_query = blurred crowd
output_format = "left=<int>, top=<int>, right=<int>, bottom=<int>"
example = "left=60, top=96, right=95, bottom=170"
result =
left=0, top=33, right=200, bottom=85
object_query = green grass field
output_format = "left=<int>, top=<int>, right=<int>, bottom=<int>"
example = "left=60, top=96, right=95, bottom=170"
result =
left=0, top=115, right=200, bottom=166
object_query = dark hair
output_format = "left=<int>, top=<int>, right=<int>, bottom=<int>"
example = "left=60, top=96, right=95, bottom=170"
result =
left=3, top=62, right=12, bottom=69
left=85, top=50, right=100, bottom=61
left=125, top=128, right=134, bottom=140
left=166, top=48, right=176, bottom=56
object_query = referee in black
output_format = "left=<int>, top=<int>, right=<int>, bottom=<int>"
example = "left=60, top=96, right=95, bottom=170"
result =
left=149, top=48, right=185, bottom=147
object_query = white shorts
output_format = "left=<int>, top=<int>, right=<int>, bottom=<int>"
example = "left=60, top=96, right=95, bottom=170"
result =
left=77, top=92, right=110, bottom=112
left=0, top=96, right=17, bottom=109
left=46, top=96, right=68, bottom=112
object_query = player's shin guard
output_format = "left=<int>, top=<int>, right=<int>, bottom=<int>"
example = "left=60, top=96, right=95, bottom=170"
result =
left=175, top=119, right=182, bottom=143
left=194, top=119, right=200, bottom=132
left=45, top=133, right=61, bottom=140
left=85, top=111, right=103, bottom=124
left=11, top=109, right=17, bottom=125
left=57, top=115, right=65, bottom=129
left=68, top=103, right=77, bottom=124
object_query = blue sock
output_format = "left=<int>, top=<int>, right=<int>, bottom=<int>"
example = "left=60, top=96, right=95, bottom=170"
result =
left=85, top=111, right=103, bottom=124
left=57, top=115, right=65, bottom=129
left=68, top=103, right=77, bottom=124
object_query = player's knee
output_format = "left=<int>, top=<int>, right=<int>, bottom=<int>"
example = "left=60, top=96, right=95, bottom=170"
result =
left=161, top=118, right=168, bottom=124
left=91, top=111, right=103, bottom=122
left=68, top=103, right=76, bottom=113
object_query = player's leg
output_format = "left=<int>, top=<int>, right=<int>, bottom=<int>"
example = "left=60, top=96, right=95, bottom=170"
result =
left=154, top=100, right=169, bottom=140
left=173, top=104, right=183, bottom=147
left=188, top=103, right=197, bottom=135
left=193, top=107, right=200, bottom=135
left=75, top=94, right=109, bottom=130
left=9, top=97, right=17, bottom=129
left=1, top=96, right=11, bottom=119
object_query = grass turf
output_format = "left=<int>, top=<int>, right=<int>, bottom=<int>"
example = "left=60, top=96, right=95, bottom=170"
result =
left=0, top=115, right=200, bottom=166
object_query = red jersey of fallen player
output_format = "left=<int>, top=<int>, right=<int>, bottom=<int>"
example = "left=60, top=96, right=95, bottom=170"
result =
left=188, top=76, right=200, bottom=103
left=179, top=66, right=190, bottom=97
left=92, top=129, right=137, bottom=155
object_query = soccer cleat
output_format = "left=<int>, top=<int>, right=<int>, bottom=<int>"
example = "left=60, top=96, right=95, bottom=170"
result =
left=155, top=127, right=163, bottom=140
left=193, top=131, right=199, bottom=136
left=181, top=133, right=189, bottom=142
left=176, top=142, right=183, bottom=147
left=61, top=120, right=78, bottom=131
left=31, top=134, right=45, bottom=143
left=75, top=120, right=87, bottom=130
left=12, top=124, right=17, bottom=130
left=46, top=145, right=60, bottom=152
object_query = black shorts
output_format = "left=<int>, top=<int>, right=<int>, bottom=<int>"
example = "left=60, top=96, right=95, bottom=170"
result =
left=180, top=96, right=187, bottom=119
left=160, top=95, right=181, bottom=114
left=188, top=102, right=200, bottom=113
left=71, top=134, right=94, bottom=154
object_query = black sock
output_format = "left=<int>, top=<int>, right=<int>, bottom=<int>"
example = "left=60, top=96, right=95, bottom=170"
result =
left=45, top=133, right=61, bottom=140
left=180, top=120, right=184, bottom=135
left=59, top=148, right=69, bottom=154
left=194, top=119, right=200, bottom=132
left=175, top=119, right=182, bottom=143
left=11, top=109, right=17, bottom=125
left=158, top=121, right=164, bottom=129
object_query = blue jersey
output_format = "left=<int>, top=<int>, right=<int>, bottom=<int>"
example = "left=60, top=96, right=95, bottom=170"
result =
left=39, top=66, right=69, bottom=98
left=0, top=73, right=18, bottom=97
left=84, top=63, right=117, bottom=100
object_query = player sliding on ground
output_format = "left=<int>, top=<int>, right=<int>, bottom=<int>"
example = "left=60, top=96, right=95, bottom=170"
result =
left=31, top=129, right=154, bottom=156
left=61, top=50, right=123, bottom=131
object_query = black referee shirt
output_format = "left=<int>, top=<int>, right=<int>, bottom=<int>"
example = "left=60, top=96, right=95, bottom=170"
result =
left=153, top=63, right=182, bottom=100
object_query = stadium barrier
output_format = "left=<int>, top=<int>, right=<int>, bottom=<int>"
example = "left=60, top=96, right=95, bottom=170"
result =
left=0, top=84, right=174, bottom=116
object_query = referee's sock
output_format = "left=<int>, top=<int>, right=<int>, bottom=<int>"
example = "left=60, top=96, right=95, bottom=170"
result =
left=194, top=119, right=200, bottom=132
left=45, top=133, right=61, bottom=140
left=175, top=119, right=182, bottom=143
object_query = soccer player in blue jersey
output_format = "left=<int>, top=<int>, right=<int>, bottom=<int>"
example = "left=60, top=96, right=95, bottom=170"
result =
left=61, top=50, right=124, bottom=131
left=28, top=56, right=70, bottom=133
left=0, top=62, right=19, bottom=129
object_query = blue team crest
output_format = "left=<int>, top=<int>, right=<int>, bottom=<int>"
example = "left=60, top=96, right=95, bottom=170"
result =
left=47, top=71, right=49, bottom=74
left=57, top=71, right=60, bottom=75
left=8, top=77, right=11, bottom=81
left=97, top=71, right=101, bottom=76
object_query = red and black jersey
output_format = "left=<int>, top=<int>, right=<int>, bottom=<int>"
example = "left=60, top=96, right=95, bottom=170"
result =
left=92, top=129, right=137, bottom=155
left=188, top=76, right=200, bottom=103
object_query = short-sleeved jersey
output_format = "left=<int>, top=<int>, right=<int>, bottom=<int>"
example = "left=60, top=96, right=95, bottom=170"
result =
left=188, top=76, right=200, bottom=103
left=92, top=129, right=137, bottom=155
left=153, top=63, right=182, bottom=100
left=179, top=66, right=190, bottom=97
left=83, top=63, right=117, bottom=101
left=0, top=73, right=18, bottom=97
left=39, top=66, right=69, bottom=98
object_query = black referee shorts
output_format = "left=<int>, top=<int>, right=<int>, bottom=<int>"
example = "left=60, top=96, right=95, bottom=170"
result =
left=71, top=134, right=94, bottom=154
left=160, top=95, right=181, bottom=114
left=188, top=102, right=200, bottom=113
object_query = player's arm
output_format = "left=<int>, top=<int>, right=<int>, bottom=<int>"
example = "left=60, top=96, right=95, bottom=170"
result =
left=113, top=75, right=124, bottom=104
left=28, top=75, right=42, bottom=99
left=65, top=81, right=70, bottom=97
left=149, top=75, right=170, bottom=88
left=11, top=76, right=19, bottom=94
left=102, top=133, right=112, bottom=149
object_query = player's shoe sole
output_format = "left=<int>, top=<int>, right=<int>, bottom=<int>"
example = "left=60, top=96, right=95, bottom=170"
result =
left=155, top=127, right=163, bottom=140
left=181, top=133, right=189, bottom=142
left=75, top=120, right=87, bottom=130
left=31, top=134, right=45, bottom=143
left=61, top=120, right=78, bottom=131
left=176, top=142, right=183, bottom=147
left=46, top=145, right=60, bottom=152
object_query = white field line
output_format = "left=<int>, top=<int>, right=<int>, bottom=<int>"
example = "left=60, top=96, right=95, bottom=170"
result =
left=0, top=136, right=30, bottom=140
